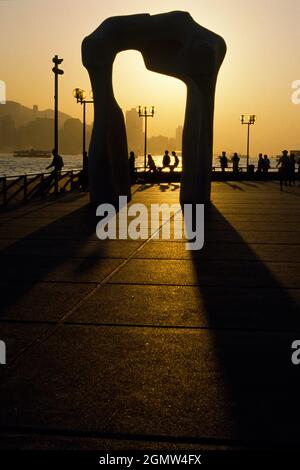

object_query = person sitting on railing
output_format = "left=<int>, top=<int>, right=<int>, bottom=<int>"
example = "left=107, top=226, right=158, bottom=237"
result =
left=161, top=150, right=171, bottom=171
left=46, top=149, right=64, bottom=176
left=147, top=154, right=157, bottom=173
left=170, top=150, right=180, bottom=171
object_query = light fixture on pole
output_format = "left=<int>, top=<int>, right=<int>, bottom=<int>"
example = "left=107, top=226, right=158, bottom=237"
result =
left=73, top=88, right=93, bottom=160
left=240, top=114, right=256, bottom=170
left=73, top=88, right=94, bottom=190
left=136, top=105, right=155, bottom=171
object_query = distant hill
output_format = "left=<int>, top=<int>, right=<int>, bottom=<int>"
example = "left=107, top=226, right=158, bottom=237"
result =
left=0, top=101, right=73, bottom=128
left=0, top=101, right=92, bottom=153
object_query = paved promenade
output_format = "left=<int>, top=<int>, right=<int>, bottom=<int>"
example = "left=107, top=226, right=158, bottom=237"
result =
left=0, top=181, right=299, bottom=449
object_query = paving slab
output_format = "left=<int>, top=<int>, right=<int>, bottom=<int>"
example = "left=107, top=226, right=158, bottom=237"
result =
left=0, top=255, right=123, bottom=283
left=134, top=241, right=300, bottom=262
left=0, top=282, right=97, bottom=322
left=68, top=284, right=300, bottom=331
left=0, top=322, right=52, bottom=370
left=108, top=258, right=300, bottom=288
left=0, top=239, right=142, bottom=259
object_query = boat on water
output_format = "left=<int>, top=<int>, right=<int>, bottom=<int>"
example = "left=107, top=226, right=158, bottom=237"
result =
left=13, top=149, right=51, bottom=158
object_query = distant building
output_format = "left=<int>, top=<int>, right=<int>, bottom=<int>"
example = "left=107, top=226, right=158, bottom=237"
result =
left=147, top=135, right=169, bottom=155
left=175, top=125, right=183, bottom=151
left=61, top=118, right=82, bottom=154
left=126, top=108, right=143, bottom=155
left=0, top=115, right=16, bottom=150
left=32, top=105, right=38, bottom=119
left=17, top=118, right=53, bottom=150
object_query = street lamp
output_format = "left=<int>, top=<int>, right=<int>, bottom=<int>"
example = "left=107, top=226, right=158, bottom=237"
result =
left=240, top=114, right=256, bottom=170
left=73, top=88, right=94, bottom=155
left=137, top=105, right=155, bottom=171
left=73, top=88, right=94, bottom=190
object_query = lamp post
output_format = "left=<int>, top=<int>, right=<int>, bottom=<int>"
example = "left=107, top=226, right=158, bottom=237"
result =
left=240, top=114, right=256, bottom=170
left=73, top=88, right=94, bottom=190
left=52, top=55, right=64, bottom=154
left=137, top=105, right=155, bottom=171
left=72, top=88, right=94, bottom=157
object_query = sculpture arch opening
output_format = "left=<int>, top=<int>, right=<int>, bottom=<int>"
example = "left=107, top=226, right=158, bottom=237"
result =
left=82, top=11, right=226, bottom=205
left=112, top=49, right=186, bottom=164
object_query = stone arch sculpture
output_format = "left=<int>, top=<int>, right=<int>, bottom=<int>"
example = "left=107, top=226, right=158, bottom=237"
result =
left=82, top=11, right=226, bottom=205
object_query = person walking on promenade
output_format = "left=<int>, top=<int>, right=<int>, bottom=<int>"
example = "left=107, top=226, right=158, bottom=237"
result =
left=162, top=150, right=171, bottom=170
left=170, top=150, right=179, bottom=171
left=46, top=149, right=64, bottom=175
left=276, top=150, right=291, bottom=191
left=147, top=154, right=157, bottom=173
left=231, top=152, right=240, bottom=174
left=129, top=151, right=136, bottom=183
left=257, top=153, right=264, bottom=173
left=46, top=149, right=64, bottom=194
left=219, top=151, right=228, bottom=175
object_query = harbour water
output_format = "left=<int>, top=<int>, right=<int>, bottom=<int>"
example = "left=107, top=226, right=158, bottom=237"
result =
left=0, top=153, right=279, bottom=177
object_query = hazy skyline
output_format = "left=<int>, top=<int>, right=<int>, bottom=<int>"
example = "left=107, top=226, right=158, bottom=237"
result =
left=0, top=0, right=299, bottom=155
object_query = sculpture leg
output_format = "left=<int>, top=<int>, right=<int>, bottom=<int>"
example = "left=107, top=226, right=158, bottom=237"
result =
left=87, top=66, right=131, bottom=206
left=180, top=77, right=217, bottom=206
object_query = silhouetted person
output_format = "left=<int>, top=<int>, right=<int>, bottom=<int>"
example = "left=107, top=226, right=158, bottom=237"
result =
left=46, top=149, right=64, bottom=175
left=169, top=150, right=180, bottom=171
left=276, top=150, right=291, bottom=191
left=232, top=152, right=240, bottom=174
left=46, top=149, right=64, bottom=194
left=129, top=151, right=135, bottom=183
left=171, top=150, right=179, bottom=171
left=162, top=150, right=171, bottom=170
left=262, top=154, right=270, bottom=175
left=257, top=153, right=263, bottom=173
left=219, top=151, right=228, bottom=174
left=297, top=157, right=300, bottom=186
left=289, top=153, right=296, bottom=185
left=81, top=150, right=89, bottom=191
left=147, top=154, right=157, bottom=173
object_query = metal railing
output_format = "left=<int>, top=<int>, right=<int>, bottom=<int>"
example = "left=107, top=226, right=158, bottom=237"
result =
left=0, top=169, right=82, bottom=208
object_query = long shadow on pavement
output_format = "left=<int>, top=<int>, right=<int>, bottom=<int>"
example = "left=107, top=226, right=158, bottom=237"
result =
left=191, top=204, right=300, bottom=447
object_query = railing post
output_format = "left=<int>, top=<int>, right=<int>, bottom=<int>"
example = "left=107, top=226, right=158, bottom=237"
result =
left=24, top=175, right=28, bottom=202
left=54, top=171, right=59, bottom=196
left=3, top=177, right=7, bottom=207
left=40, top=173, right=44, bottom=199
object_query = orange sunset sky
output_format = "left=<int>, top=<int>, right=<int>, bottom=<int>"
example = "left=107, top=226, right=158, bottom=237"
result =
left=0, top=0, right=299, bottom=156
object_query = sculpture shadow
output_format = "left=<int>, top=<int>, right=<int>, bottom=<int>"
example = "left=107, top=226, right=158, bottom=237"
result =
left=190, top=204, right=300, bottom=447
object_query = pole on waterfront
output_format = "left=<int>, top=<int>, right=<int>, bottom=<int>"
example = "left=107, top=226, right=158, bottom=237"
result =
left=72, top=88, right=94, bottom=190
left=52, top=56, right=64, bottom=154
left=83, top=101, right=86, bottom=156
left=240, top=114, right=256, bottom=170
left=137, top=106, right=155, bottom=172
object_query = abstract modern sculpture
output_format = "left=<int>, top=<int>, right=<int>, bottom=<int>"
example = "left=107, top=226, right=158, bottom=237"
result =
left=82, top=11, right=226, bottom=205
